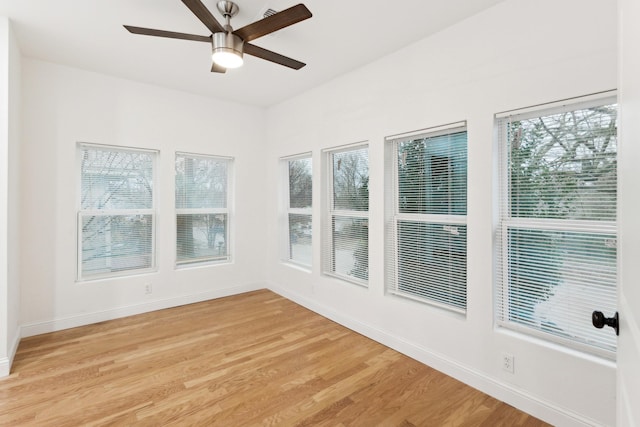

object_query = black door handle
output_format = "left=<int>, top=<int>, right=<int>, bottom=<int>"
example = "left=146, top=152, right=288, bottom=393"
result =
left=592, top=311, right=619, bottom=336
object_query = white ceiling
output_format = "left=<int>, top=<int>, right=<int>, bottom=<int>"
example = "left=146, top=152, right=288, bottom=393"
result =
left=0, top=0, right=505, bottom=107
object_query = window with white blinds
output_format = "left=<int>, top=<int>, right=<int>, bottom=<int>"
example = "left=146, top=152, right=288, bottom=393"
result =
left=323, top=144, right=369, bottom=285
left=385, top=124, right=467, bottom=312
left=282, top=154, right=312, bottom=267
left=175, top=153, right=232, bottom=266
left=78, top=144, right=157, bottom=280
left=496, top=96, right=618, bottom=357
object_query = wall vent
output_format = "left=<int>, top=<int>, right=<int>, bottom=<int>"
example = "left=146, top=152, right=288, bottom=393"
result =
left=263, top=8, right=277, bottom=18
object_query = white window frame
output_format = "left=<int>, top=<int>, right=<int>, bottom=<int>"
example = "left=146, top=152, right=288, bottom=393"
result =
left=175, top=152, right=233, bottom=267
left=322, top=142, right=369, bottom=286
left=385, top=122, right=468, bottom=313
left=77, top=143, right=158, bottom=281
left=280, top=153, right=313, bottom=269
left=496, top=93, right=618, bottom=358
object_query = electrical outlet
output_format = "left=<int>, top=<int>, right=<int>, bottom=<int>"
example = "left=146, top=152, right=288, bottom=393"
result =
left=144, top=283, right=152, bottom=295
left=502, top=352, right=515, bottom=373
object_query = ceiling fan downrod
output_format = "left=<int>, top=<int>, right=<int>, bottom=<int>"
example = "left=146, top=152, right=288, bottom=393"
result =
left=216, top=1, right=239, bottom=32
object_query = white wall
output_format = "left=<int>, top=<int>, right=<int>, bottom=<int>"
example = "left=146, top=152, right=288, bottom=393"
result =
left=0, top=17, right=21, bottom=377
left=265, top=0, right=617, bottom=425
left=19, top=59, right=268, bottom=335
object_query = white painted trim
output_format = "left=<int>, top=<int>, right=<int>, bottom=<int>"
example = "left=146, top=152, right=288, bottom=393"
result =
left=279, top=151, right=313, bottom=162
left=0, top=358, right=8, bottom=377
left=618, top=294, right=640, bottom=427
left=494, top=90, right=617, bottom=119
left=21, top=283, right=265, bottom=338
left=268, top=282, right=606, bottom=427
left=0, top=328, right=20, bottom=377
left=321, top=140, right=368, bottom=154
left=385, top=120, right=467, bottom=141
left=619, top=376, right=636, bottom=427
left=620, top=293, right=640, bottom=358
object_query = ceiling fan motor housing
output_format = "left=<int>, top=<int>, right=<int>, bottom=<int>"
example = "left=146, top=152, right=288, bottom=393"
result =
left=211, top=31, right=244, bottom=67
left=212, top=32, right=244, bottom=54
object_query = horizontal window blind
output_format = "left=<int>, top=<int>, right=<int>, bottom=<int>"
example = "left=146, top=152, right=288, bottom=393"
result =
left=330, top=215, right=369, bottom=281
left=78, top=144, right=156, bottom=279
left=175, top=153, right=232, bottom=266
left=386, top=127, right=467, bottom=312
left=284, top=155, right=312, bottom=267
left=323, top=145, right=369, bottom=284
left=496, top=99, right=618, bottom=356
left=288, top=213, right=312, bottom=266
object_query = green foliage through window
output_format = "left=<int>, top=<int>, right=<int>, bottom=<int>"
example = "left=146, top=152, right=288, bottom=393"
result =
left=499, top=100, right=618, bottom=355
left=508, top=105, right=617, bottom=220
left=175, top=154, right=231, bottom=265
left=387, top=127, right=468, bottom=312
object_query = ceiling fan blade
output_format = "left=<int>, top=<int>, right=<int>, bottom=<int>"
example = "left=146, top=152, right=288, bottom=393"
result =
left=124, top=25, right=211, bottom=43
left=233, top=4, right=312, bottom=43
left=182, top=0, right=225, bottom=34
left=211, top=62, right=227, bottom=73
left=244, top=43, right=306, bottom=70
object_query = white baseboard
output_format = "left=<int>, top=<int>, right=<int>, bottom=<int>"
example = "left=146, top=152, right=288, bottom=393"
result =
left=21, top=282, right=265, bottom=338
left=0, top=327, right=22, bottom=377
left=0, top=358, right=8, bottom=377
left=267, top=282, right=603, bottom=427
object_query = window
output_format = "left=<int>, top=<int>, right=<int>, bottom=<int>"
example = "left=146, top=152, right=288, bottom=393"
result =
left=175, top=153, right=232, bottom=266
left=385, top=123, right=468, bottom=312
left=282, top=154, right=312, bottom=267
left=496, top=96, right=618, bottom=356
left=78, top=144, right=157, bottom=280
left=323, top=144, right=369, bottom=284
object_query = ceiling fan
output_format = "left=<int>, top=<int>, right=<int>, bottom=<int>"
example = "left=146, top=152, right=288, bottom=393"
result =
left=124, top=0, right=312, bottom=73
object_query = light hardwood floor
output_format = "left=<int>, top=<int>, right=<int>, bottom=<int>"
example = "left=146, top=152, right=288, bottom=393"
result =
left=0, top=290, right=550, bottom=426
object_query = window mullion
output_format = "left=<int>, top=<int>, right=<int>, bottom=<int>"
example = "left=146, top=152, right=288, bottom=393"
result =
left=331, top=209, right=369, bottom=219
left=80, top=209, right=155, bottom=216
left=176, top=208, right=227, bottom=215
left=395, top=212, right=466, bottom=224
left=504, top=217, right=616, bottom=234
left=288, top=207, right=312, bottom=216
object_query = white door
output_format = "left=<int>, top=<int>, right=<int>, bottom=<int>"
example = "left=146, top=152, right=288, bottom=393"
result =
left=617, top=0, right=640, bottom=425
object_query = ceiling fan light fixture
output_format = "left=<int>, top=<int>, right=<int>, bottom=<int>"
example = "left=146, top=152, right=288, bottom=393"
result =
left=212, top=49, right=243, bottom=68
left=125, top=1, right=312, bottom=73
left=211, top=32, right=244, bottom=68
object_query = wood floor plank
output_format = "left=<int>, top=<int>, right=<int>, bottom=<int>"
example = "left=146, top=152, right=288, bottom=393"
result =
left=0, top=290, right=551, bottom=426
